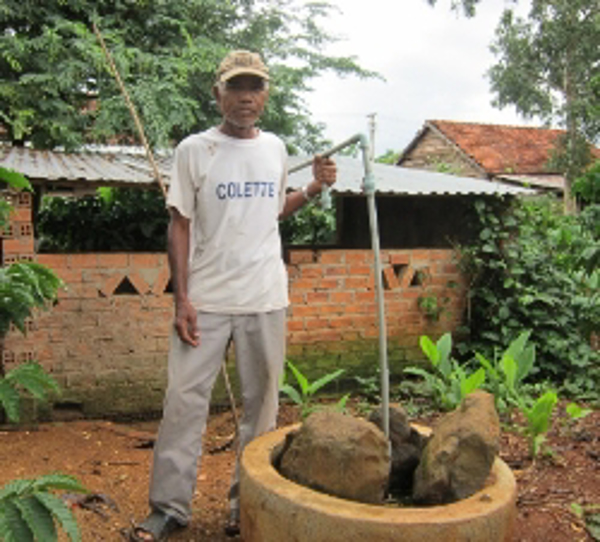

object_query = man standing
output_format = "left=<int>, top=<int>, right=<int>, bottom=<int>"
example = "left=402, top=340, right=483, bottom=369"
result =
left=131, top=50, right=336, bottom=541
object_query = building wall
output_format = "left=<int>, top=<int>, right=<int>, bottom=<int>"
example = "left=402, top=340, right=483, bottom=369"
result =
left=1, top=190, right=35, bottom=265
left=2, top=248, right=466, bottom=417
left=400, top=130, right=483, bottom=178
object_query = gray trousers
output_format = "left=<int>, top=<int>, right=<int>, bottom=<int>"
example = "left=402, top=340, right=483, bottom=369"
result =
left=148, top=309, right=286, bottom=524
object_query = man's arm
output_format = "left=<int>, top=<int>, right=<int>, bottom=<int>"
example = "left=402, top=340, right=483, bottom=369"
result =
left=279, top=155, right=337, bottom=219
left=168, top=207, right=199, bottom=347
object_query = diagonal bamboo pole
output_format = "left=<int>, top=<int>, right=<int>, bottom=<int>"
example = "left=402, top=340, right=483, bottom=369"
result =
left=93, top=23, right=239, bottom=437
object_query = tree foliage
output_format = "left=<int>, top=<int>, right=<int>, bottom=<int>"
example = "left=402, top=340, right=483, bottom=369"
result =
left=0, top=0, right=375, bottom=153
left=488, top=0, right=600, bottom=211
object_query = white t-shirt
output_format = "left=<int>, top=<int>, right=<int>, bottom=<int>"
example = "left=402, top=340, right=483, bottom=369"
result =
left=167, top=127, right=289, bottom=314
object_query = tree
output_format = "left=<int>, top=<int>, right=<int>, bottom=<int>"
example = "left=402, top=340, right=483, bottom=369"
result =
left=0, top=0, right=375, bottom=153
left=425, top=0, right=486, bottom=17
left=487, top=0, right=600, bottom=213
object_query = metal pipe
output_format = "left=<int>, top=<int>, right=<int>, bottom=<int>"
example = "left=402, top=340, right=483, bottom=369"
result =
left=288, top=134, right=390, bottom=440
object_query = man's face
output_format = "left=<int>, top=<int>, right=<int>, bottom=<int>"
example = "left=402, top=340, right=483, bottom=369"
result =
left=213, top=75, right=268, bottom=130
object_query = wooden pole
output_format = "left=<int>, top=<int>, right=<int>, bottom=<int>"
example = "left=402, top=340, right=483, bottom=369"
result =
left=93, top=23, right=239, bottom=437
left=92, top=23, right=167, bottom=199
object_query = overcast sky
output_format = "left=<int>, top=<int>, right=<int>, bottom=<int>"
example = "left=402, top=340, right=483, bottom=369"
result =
left=303, top=0, right=534, bottom=157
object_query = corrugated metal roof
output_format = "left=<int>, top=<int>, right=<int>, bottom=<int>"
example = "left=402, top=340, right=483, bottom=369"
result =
left=0, top=146, right=170, bottom=187
left=288, top=155, right=532, bottom=196
left=0, top=146, right=531, bottom=196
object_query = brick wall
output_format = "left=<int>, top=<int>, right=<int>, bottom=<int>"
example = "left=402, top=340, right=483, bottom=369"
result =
left=1, top=246, right=466, bottom=417
left=401, top=130, right=483, bottom=178
left=1, top=190, right=35, bottom=265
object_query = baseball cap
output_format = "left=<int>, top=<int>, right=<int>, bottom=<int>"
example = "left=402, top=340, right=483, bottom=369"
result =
left=216, top=50, right=269, bottom=83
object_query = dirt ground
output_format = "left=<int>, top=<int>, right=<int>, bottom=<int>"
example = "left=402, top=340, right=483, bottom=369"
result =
left=0, top=401, right=599, bottom=541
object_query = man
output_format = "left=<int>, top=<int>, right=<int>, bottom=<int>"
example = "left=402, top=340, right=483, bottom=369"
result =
left=131, top=50, right=336, bottom=541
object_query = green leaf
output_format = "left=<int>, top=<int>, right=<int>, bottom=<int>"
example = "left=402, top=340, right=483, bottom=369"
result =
left=461, top=368, right=486, bottom=397
left=34, top=492, right=81, bottom=542
left=307, top=369, right=344, bottom=395
left=29, top=474, right=87, bottom=495
left=419, top=336, right=439, bottom=364
left=286, top=361, right=309, bottom=396
left=526, top=391, right=558, bottom=436
left=0, top=380, right=21, bottom=423
left=0, top=501, right=34, bottom=542
left=500, top=354, right=518, bottom=392
left=6, top=363, right=61, bottom=400
left=565, top=402, right=592, bottom=420
left=279, top=384, right=302, bottom=406
left=13, top=496, right=57, bottom=542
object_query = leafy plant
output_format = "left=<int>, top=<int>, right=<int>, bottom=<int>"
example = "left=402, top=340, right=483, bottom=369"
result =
left=404, top=333, right=485, bottom=411
left=475, top=330, right=536, bottom=412
left=0, top=262, right=63, bottom=339
left=0, top=363, right=60, bottom=423
left=457, top=196, right=600, bottom=396
left=522, top=390, right=558, bottom=458
left=280, top=361, right=348, bottom=419
left=0, top=474, right=86, bottom=542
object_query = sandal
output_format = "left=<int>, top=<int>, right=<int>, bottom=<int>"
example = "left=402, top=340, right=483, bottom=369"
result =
left=224, top=509, right=240, bottom=537
left=130, top=510, right=185, bottom=541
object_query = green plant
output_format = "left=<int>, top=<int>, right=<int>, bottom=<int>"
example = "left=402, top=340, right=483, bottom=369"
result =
left=457, top=196, right=600, bottom=396
left=0, top=473, right=86, bottom=541
left=0, top=362, right=60, bottom=423
left=279, top=361, right=348, bottom=419
left=522, top=390, right=558, bottom=458
left=565, top=402, right=593, bottom=422
left=475, top=330, right=536, bottom=412
left=404, top=333, right=486, bottom=411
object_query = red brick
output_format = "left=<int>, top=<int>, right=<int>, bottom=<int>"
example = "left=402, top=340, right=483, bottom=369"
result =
left=3, top=238, right=34, bottom=253
left=319, top=251, right=345, bottom=264
left=331, top=291, right=354, bottom=304
left=152, top=267, right=171, bottom=296
left=316, top=278, right=340, bottom=290
left=288, top=250, right=314, bottom=264
left=344, top=277, right=371, bottom=290
left=345, top=251, right=369, bottom=264
left=290, top=278, right=318, bottom=290
left=324, top=265, right=348, bottom=276
left=287, top=320, right=305, bottom=332
left=383, top=267, right=400, bottom=289
left=306, top=291, right=329, bottom=304
left=38, top=254, right=69, bottom=269
left=98, top=253, right=129, bottom=268
left=411, top=249, right=431, bottom=262
left=289, top=293, right=305, bottom=304
left=305, top=317, right=329, bottom=330
left=130, top=253, right=162, bottom=268
left=301, top=266, right=323, bottom=279
left=399, top=267, right=415, bottom=289
left=69, top=254, right=98, bottom=269
left=349, top=265, right=371, bottom=276
left=288, top=305, right=318, bottom=318
left=329, top=316, right=355, bottom=329
left=311, top=329, right=342, bottom=342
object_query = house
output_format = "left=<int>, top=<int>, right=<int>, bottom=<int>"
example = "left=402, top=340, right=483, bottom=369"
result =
left=397, top=120, right=600, bottom=192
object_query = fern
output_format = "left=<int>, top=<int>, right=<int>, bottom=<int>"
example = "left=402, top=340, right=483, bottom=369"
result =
left=0, top=475, right=85, bottom=542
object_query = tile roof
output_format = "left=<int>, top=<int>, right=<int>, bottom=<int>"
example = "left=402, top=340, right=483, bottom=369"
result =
left=426, top=120, right=599, bottom=175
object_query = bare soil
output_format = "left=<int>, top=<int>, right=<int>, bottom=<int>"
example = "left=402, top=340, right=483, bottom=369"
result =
left=0, top=402, right=599, bottom=541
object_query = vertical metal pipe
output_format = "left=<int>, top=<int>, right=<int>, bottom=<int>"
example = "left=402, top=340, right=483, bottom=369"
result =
left=289, top=134, right=390, bottom=440
left=357, top=136, right=390, bottom=441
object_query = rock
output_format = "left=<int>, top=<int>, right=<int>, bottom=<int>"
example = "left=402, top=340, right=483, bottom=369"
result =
left=279, top=410, right=391, bottom=504
left=413, top=391, right=500, bottom=505
left=369, top=405, right=428, bottom=495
